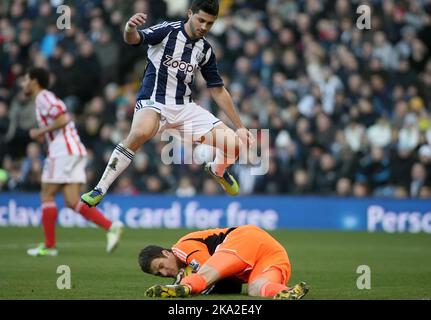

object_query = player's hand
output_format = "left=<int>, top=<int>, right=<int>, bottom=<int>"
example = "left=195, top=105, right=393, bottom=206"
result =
left=29, top=128, right=44, bottom=140
left=127, top=13, right=147, bottom=29
left=236, top=127, right=256, bottom=149
left=173, top=266, right=194, bottom=285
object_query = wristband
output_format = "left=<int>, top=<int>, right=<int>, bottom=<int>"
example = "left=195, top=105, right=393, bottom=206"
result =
left=125, top=22, right=136, bottom=32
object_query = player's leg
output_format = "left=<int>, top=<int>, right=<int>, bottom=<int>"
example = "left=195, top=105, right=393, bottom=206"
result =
left=248, top=268, right=287, bottom=297
left=64, top=183, right=112, bottom=230
left=200, top=122, right=241, bottom=195
left=172, top=102, right=241, bottom=195
left=248, top=267, right=309, bottom=300
left=27, top=183, right=62, bottom=256
left=81, top=108, right=160, bottom=206
left=64, top=183, right=123, bottom=253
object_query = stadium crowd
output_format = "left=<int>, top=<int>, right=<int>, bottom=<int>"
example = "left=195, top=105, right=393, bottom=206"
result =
left=1, top=0, right=431, bottom=198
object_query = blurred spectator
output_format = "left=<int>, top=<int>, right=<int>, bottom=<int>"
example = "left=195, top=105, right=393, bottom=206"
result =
left=344, top=122, right=366, bottom=153
left=410, top=163, right=427, bottom=198
left=0, top=100, right=10, bottom=162
left=313, top=153, right=337, bottom=195
left=202, top=178, right=220, bottom=195
left=291, top=168, right=311, bottom=195
left=398, top=113, right=420, bottom=152
left=19, top=142, right=43, bottom=187
left=145, top=175, right=164, bottom=193
left=419, top=185, right=431, bottom=199
left=253, top=159, right=286, bottom=194
left=394, top=185, right=409, bottom=199
left=176, top=176, right=196, bottom=197
left=336, top=177, right=352, bottom=197
left=356, top=147, right=391, bottom=196
left=390, top=147, right=416, bottom=189
left=3, top=91, right=37, bottom=158
left=113, top=174, right=140, bottom=195
left=314, top=112, right=335, bottom=148
left=418, top=145, right=431, bottom=185
left=366, top=118, right=392, bottom=148
left=352, top=182, right=369, bottom=198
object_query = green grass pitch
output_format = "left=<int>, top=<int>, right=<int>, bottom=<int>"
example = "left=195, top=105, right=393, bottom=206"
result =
left=0, top=227, right=430, bottom=300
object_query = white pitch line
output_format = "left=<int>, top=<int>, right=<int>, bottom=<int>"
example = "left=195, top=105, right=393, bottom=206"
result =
left=0, top=242, right=105, bottom=250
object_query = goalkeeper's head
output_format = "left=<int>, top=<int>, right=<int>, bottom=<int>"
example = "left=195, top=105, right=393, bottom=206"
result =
left=138, top=245, right=185, bottom=278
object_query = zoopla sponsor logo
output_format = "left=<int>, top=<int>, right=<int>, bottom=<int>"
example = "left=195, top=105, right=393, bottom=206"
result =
left=163, top=55, right=195, bottom=74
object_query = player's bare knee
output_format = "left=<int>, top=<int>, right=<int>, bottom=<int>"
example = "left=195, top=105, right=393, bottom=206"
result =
left=64, top=198, right=78, bottom=209
left=41, top=195, right=55, bottom=203
left=125, top=130, right=151, bottom=150
left=41, top=188, right=55, bottom=202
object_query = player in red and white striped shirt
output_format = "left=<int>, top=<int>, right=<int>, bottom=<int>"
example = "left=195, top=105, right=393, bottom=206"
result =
left=35, top=88, right=87, bottom=159
left=22, top=67, right=123, bottom=257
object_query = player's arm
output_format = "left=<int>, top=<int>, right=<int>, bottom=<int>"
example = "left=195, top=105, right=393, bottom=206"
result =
left=209, top=86, right=244, bottom=130
left=172, top=241, right=211, bottom=272
left=201, top=47, right=255, bottom=146
left=29, top=113, right=70, bottom=139
left=124, top=13, right=147, bottom=45
left=209, top=86, right=255, bottom=146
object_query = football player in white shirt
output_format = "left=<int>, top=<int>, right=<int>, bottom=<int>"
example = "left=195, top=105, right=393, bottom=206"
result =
left=81, top=0, right=255, bottom=207
left=22, top=67, right=123, bottom=257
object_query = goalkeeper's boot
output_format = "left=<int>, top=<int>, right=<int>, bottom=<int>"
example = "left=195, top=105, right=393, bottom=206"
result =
left=273, top=282, right=309, bottom=300
left=145, top=284, right=191, bottom=298
left=106, top=221, right=124, bottom=253
left=205, top=163, right=239, bottom=196
left=27, top=244, right=58, bottom=257
left=81, top=187, right=104, bottom=207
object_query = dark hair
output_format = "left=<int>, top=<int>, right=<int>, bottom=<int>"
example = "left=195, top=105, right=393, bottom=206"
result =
left=190, top=0, right=219, bottom=16
left=138, top=245, right=169, bottom=273
left=28, top=67, right=50, bottom=89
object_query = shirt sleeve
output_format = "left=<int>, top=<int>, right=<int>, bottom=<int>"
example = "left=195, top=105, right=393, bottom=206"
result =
left=136, top=21, right=174, bottom=46
left=200, top=47, right=224, bottom=88
left=172, top=240, right=211, bottom=272
left=47, top=103, right=66, bottom=119
left=36, top=93, right=66, bottom=120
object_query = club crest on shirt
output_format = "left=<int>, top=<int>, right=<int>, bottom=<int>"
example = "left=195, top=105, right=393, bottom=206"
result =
left=189, top=259, right=200, bottom=271
left=195, top=51, right=206, bottom=65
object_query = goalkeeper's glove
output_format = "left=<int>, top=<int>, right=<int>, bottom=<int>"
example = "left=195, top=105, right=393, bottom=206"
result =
left=173, top=266, right=194, bottom=285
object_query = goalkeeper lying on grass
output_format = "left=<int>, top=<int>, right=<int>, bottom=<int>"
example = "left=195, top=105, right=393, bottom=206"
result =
left=138, top=225, right=309, bottom=299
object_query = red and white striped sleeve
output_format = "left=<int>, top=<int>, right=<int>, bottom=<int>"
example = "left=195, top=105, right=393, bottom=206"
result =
left=44, top=91, right=67, bottom=120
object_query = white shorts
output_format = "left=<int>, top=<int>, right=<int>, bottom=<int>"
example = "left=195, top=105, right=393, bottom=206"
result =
left=42, top=156, right=87, bottom=184
left=136, top=99, right=221, bottom=143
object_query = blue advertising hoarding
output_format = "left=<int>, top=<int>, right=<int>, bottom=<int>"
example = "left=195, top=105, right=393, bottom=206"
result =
left=0, top=193, right=430, bottom=233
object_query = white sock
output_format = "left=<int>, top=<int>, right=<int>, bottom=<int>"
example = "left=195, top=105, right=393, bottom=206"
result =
left=210, top=148, right=237, bottom=177
left=96, top=144, right=135, bottom=193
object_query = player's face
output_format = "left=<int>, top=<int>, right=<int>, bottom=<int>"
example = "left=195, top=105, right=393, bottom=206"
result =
left=21, top=74, right=35, bottom=96
left=150, top=251, right=180, bottom=278
left=187, top=10, right=217, bottom=39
